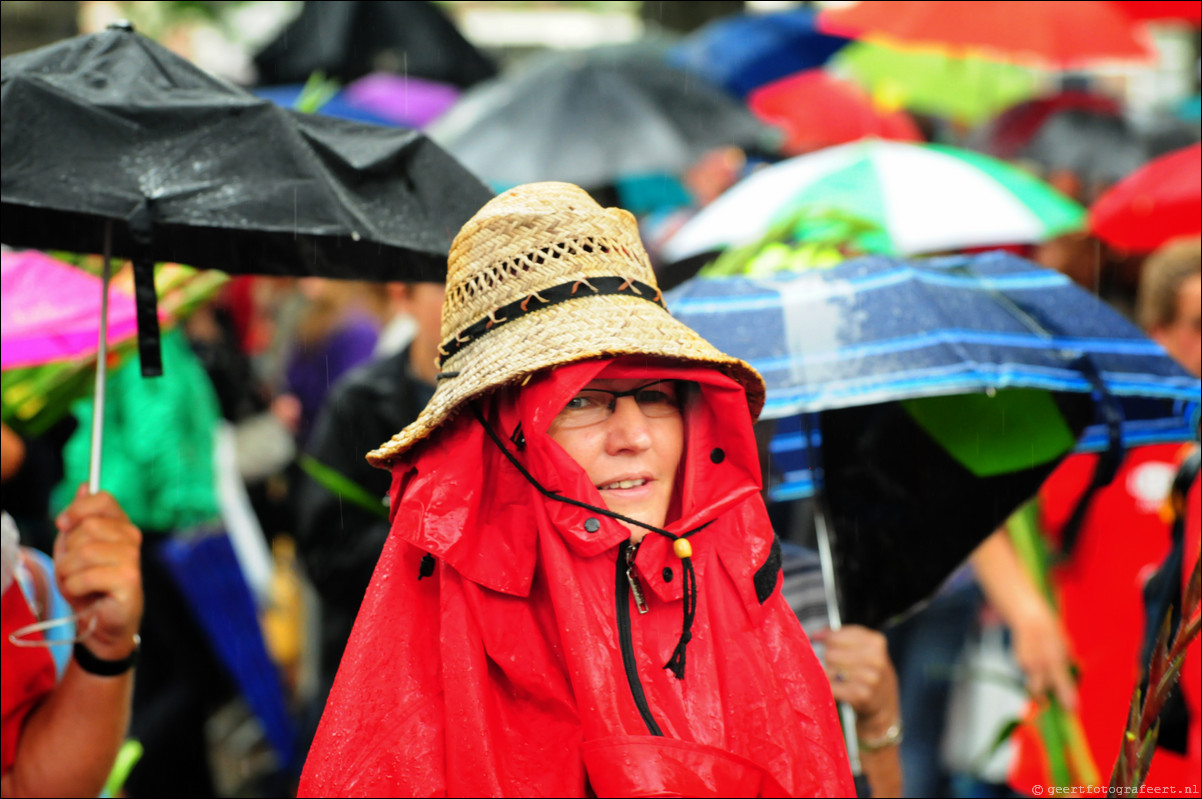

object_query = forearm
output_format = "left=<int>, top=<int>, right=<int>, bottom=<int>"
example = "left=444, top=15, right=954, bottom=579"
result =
left=860, top=747, right=902, bottom=798
left=971, top=527, right=1050, bottom=625
left=3, top=662, right=133, bottom=797
left=856, top=697, right=902, bottom=797
left=5, top=488, right=146, bottom=797
left=971, top=526, right=1077, bottom=708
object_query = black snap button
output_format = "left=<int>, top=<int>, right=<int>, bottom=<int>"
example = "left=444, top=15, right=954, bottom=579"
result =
left=710, top=448, right=725, bottom=464
left=662, top=567, right=674, bottom=582
left=584, top=517, right=601, bottom=533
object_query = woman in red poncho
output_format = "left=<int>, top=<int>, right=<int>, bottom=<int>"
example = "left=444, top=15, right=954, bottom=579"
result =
left=299, top=182, right=854, bottom=797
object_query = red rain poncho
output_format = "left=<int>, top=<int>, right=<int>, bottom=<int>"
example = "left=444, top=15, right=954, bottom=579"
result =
left=299, top=359, right=854, bottom=797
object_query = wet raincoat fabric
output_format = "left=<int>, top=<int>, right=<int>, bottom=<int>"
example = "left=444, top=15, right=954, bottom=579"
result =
left=300, top=359, right=853, bottom=797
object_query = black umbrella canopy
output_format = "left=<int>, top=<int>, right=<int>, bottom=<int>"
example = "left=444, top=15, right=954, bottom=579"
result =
left=817, top=392, right=1095, bottom=628
left=254, top=0, right=496, bottom=88
left=1, top=23, right=494, bottom=282
left=428, top=44, right=779, bottom=190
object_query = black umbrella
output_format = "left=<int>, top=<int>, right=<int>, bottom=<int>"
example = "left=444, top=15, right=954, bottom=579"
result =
left=1, top=22, right=493, bottom=488
left=428, top=44, right=779, bottom=191
left=2, top=23, right=492, bottom=284
left=254, top=1, right=496, bottom=88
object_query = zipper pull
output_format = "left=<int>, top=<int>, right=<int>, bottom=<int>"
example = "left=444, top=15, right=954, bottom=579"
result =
left=625, top=545, right=649, bottom=615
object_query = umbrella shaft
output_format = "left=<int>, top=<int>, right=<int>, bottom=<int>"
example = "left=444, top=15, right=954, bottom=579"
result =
left=814, top=504, right=863, bottom=772
left=88, top=221, right=113, bottom=495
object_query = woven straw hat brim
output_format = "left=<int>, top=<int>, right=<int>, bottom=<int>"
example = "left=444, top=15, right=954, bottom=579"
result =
left=367, top=293, right=765, bottom=467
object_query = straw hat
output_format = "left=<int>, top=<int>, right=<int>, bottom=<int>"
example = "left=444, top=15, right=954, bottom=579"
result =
left=367, top=182, right=765, bottom=467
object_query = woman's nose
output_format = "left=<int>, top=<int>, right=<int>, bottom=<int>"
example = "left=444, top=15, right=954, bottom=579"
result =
left=604, top=396, right=653, bottom=453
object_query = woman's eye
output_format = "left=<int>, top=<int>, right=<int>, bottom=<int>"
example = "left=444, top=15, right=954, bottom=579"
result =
left=564, top=394, right=604, bottom=411
left=636, top=389, right=674, bottom=405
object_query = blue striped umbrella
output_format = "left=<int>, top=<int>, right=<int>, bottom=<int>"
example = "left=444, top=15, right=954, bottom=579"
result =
left=667, top=251, right=1199, bottom=626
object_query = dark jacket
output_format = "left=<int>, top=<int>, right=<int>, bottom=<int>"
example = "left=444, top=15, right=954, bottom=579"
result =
left=295, top=345, right=434, bottom=682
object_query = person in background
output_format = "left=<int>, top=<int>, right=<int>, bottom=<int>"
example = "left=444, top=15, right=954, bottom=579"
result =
left=977, top=235, right=1201, bottom=795
left=1138, top=237, right=1200, bottom=380
left=1, top=489, right=142, bottom=798
left=781, top=543, right=903, bottom=798
left=284, top=279, right=390, bottom=444
left=50, top=328, right=230, bottom=798
left=1133, top=237, right=1201, bottom=783
left=292, top=280, right=443, bottom=761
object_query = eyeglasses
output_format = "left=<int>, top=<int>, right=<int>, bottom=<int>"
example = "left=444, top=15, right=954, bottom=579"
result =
left=552, top=380, right=682, bottom=429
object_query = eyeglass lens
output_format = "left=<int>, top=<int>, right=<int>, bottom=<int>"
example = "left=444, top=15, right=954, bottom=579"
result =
left=554, top=381, right=681, bottom=428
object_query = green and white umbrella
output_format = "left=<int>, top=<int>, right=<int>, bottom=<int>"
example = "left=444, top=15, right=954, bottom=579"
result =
left=662, top=139, right=1085, bottom=264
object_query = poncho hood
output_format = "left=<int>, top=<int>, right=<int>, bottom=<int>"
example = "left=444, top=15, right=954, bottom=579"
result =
left=300, top=359, right=854, bottom=797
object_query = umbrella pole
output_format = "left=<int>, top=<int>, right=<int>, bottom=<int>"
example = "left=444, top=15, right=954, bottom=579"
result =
left=802, top=411, right=863, bottom=774
left=814, top=496, right=863, bottom=774
left=88, top=220, right=113, bottom=495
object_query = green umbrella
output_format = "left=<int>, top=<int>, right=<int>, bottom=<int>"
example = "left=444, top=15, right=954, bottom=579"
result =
left=832, top=41, right=1049, bottom=125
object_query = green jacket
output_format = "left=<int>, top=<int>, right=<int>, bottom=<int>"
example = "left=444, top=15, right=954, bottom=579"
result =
left=54, top=329, right=221, bottom=532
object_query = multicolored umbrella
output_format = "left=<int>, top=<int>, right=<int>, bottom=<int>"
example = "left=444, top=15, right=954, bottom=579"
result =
left=1089, top=143, right=1202, bottom=251
left=817, top=0, right=1153, bottom=67
left=662, top=140, right=1084, bottom=264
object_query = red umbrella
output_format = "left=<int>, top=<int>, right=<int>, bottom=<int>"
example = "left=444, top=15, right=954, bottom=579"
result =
left=747, top=70, right=922, bottom=155
left=1089, top=143, right=1201, bottom=251
left=1110, top=1, right=1201, bottom=25
left=817, top=1, right=1153, bottom=67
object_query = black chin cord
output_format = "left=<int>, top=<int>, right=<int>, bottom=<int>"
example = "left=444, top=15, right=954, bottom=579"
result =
left=662, top=557, right=696, bottom=679
left=470, top=403, right=702, bottom=679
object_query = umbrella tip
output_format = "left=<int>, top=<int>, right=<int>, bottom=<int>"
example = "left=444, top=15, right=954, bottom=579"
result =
left=107, top=20, right=136, bottom=33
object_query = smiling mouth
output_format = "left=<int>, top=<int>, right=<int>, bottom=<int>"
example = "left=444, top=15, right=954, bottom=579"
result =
left=598, top=478, right=648, bottom=491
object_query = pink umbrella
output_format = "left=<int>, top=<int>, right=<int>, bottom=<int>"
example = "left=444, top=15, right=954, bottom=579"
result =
left=1, top=250, right=145, bottom=370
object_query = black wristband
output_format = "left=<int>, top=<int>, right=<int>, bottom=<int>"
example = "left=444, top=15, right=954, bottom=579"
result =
left=73, top=637, right=139, bottom=677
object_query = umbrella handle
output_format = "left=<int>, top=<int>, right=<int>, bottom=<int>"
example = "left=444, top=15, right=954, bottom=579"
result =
left=814, top=499, right=863, bottom=773
left=88, top=220, right=113, bottom=495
